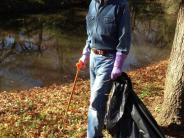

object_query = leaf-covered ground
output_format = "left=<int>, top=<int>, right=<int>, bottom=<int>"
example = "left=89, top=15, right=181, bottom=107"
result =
left=0, top=60, right=178, bottom=138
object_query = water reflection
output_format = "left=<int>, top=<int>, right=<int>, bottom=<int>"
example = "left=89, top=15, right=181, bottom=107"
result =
left=0, top=7, right=177, bottom=91
left=124, top=13, right=177, bottom=70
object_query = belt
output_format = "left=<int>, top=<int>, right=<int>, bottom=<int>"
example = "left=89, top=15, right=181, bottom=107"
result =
left=91, top=48, right=116, bottom=56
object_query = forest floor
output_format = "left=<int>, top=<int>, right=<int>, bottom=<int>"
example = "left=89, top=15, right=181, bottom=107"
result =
left=0, top=59, right=183, bottom=138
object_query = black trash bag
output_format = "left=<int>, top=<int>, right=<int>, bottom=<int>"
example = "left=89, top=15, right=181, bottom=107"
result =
left=105, top=72, right=165, bottom=138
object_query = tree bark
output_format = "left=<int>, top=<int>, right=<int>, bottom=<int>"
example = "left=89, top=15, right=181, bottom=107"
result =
left=158, top=3, right=184, bottom=126
left=160, top=0, right=181, bottom=14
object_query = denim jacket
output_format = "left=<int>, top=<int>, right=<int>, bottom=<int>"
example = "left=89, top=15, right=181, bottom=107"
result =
left=85, top=0, right=131, bottom=55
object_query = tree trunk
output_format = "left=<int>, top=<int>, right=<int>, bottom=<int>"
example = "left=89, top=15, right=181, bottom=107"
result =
left=160, top=0, right=181, bottom=14
left=158, top=3, right=184, bottom=126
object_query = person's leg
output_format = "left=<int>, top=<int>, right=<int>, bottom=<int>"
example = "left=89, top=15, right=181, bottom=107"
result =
left=88, top=53, right=115, bottom=138
left=89, top=52, right=96, bottom=90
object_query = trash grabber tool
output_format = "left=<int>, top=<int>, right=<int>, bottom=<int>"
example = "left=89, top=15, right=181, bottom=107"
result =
left=65, top=67, right=80, bottom=115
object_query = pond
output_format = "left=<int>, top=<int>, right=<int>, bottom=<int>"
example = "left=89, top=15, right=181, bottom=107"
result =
left=0, top=6, right=177, bottom=91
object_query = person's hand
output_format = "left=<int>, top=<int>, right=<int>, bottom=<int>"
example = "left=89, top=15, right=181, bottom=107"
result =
left=111, top=52, right=127, bottom=80
left=76, top=44, right=90, bottom=70
left=76, top=54, right=89, bottom=70
left=111, top=66, right=122, bottom=80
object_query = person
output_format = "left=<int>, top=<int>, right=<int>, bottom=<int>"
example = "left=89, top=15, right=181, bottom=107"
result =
left=76, top=0, right=131, bottom=137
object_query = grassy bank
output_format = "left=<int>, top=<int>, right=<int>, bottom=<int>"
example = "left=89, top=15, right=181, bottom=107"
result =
left=0, top=60, right=172, bottom=137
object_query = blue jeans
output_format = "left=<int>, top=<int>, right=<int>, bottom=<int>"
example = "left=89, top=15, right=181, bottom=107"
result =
left=87, top=52, right=115, bottom=138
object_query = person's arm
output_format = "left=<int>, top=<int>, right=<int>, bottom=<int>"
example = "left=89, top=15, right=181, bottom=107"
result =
left=111, top=2, right=131, bottom=80
left=76, top=0, right=93, bottom=70
left=82, top=35, right=91, bottom=56
left=116, top=2, right=131, bottom=54
left=76, top=29, right=91, bottom=70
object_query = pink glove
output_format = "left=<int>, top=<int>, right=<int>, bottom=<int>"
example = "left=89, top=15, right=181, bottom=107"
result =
left=111, top=52, right=127, bottom=80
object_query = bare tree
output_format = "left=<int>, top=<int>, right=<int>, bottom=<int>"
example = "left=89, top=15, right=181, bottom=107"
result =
left=161, top=0, right=181, bottom=14
left=158, top=0, right=184, bottom=126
